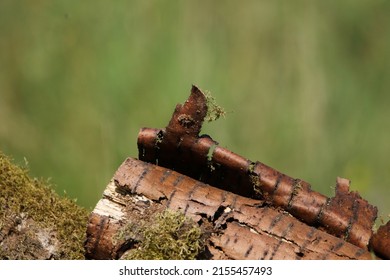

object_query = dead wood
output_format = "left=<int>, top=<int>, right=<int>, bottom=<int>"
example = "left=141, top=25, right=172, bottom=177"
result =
left=87, top=85, right=388, bottom=259
left=137, top=85, right=384, bottom=253
left=85, top=157, right=373, bottom=260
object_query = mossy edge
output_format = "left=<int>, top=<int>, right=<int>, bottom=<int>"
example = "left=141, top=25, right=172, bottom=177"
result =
left=0, top=151, right=89, bottom=259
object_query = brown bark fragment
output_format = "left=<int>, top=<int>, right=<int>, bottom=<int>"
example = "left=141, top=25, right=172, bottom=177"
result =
left=371, top=221, right=390, bottom=259
left=166, top=85, right=207, bottom=137
left=319, top=177, right=377, bottom=248
left=85, top=212, right=128, bottom=260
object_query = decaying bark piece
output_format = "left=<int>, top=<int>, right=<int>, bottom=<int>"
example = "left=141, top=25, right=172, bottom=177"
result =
left=137, top=85, right=385, bottom=255
left=371, top=221, right=390, bottom=259
left=85, top=157, right=373, bottom=260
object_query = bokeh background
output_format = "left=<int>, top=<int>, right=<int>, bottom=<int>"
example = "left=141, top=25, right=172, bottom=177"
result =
left=1, top=1, right=389, bottom=217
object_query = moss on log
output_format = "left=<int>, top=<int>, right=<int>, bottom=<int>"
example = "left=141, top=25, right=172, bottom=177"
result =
left=0, top=151, right=88, bottom=259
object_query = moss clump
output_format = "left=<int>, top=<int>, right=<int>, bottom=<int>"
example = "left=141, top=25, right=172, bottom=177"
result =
left=0, top=151, right=89, bottom=259
left=120, top=209, right=204, bottom=260
left=204, top=90, right=226, bottom=122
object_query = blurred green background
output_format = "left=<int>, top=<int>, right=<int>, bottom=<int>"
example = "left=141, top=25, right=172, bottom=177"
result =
left=1, top=0, right=389, bottom=217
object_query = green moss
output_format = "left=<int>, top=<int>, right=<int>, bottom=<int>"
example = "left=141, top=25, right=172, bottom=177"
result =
left=0, top=151, right=89, bottom=259
left=120, top=209, right=204, bottom=260
left=204, top=90, right=226, bottom=122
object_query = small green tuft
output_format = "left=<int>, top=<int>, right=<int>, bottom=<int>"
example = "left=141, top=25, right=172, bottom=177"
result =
left=204, top=90, right=226, bottom=122
left=120, top=209, right=204, bottom=260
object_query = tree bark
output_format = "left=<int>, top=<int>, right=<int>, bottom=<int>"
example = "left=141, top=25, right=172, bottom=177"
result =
left=136, top=85, right=389, bottom=257
left=85, top=157, right=374, bottom=260
left=86, top=85, right=388, bottom=260
left=137, top=86, right=379, bottom=251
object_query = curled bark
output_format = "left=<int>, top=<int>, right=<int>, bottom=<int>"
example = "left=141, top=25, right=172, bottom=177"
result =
left=137, top=85, right=382, bottom=252
left=87, top=85, right=388, bottom=259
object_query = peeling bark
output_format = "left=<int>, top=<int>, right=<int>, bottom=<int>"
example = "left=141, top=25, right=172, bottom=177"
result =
left=87, top=85, right=388, bottom=259
left=136, top=85, right=386, bottom=256
left=85, top=158, right=373, bottom=260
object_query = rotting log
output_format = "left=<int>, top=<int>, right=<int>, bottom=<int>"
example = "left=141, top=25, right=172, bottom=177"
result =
left=85, top=157, right=373, bottom=260
left=137, top=85, right=388, bottom=256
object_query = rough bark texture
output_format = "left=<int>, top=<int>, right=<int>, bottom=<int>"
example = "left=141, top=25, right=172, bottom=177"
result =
left=85, top=157, right=373, bottom=260
left=85, top=85, right=389, bottom=259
